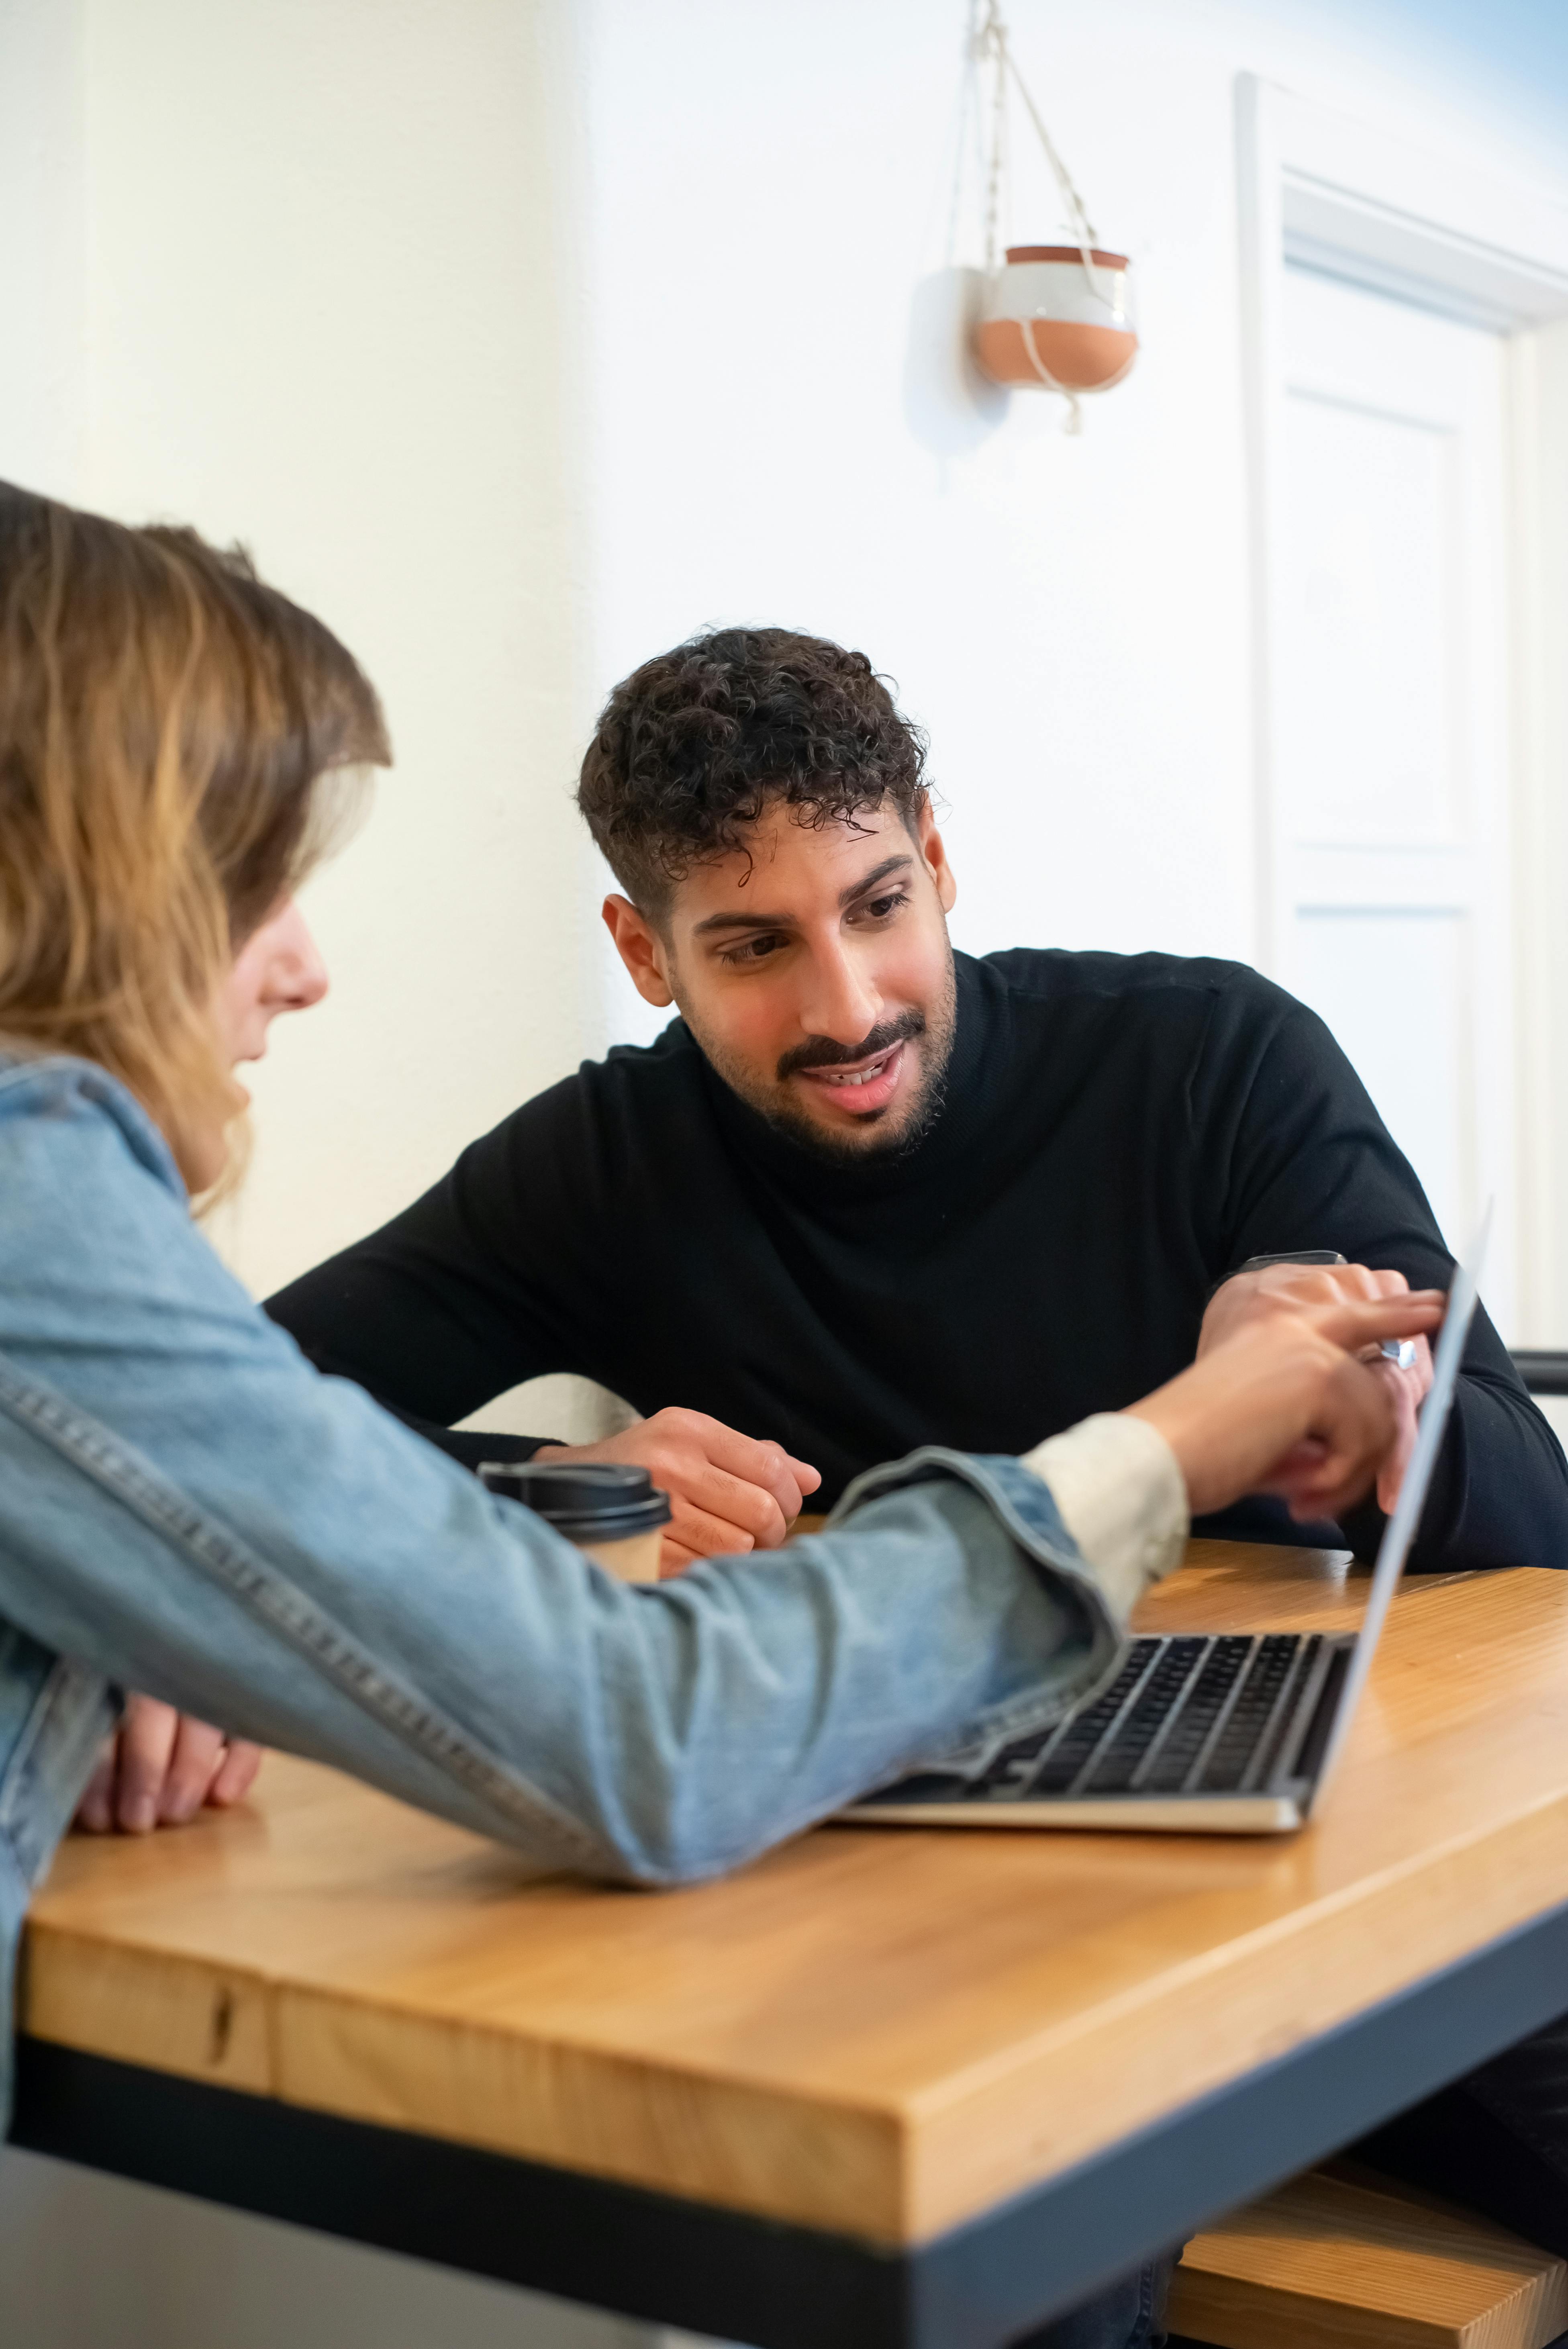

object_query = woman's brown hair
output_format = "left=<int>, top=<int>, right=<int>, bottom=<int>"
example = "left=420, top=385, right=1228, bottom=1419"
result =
left=0, top=482, right=390, bottom=1180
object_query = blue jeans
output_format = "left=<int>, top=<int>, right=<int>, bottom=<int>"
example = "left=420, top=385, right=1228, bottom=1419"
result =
left=1037, top=2014, right=1568, bottom=2349
left=1354, top=2004, right=1568, bottom=2255
left=1014, top=2253, right=1177, bottom=2349
left=1012, top=2004, right=1568, bottom=2349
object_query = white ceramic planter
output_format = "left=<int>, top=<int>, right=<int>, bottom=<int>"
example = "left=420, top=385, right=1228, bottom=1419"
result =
left=975, top=245, right=1138, bottom=392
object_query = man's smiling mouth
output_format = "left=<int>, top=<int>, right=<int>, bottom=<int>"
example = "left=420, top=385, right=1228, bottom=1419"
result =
left=812, top=1046, right=898, bottom=1088
left=794, top=1040, right=907, bottom=1111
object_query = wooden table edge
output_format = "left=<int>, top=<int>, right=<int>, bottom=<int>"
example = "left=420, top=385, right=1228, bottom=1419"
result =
left=16, top=1891, right=1568, bottom=2349
left=21, top=1779, right=1568, bottom=2244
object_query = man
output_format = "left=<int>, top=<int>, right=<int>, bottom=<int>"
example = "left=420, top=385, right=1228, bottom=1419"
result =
left=269, top=626, right=1568, bottom=1575
left=265, top=626, right=1568, bottom=2337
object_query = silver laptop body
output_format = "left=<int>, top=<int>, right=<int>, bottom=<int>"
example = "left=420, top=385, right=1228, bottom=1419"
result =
left=846, top=1230, right=1485, bottom=1837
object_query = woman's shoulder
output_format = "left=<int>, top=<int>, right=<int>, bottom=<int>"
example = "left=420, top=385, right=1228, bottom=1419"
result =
left=0, top=1051, right=187, bottom=1197
left=0, top=1052, right=214, bottom=1322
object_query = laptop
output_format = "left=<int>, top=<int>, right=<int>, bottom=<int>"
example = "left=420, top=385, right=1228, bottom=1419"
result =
left=845, top=1224, right=1486, bottom=1836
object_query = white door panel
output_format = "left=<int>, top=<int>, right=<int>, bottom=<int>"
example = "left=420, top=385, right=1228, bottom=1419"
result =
left=1294, top=906, right=1472, bottom=1248
left=1280, top=392, right=1454, bottom=843
left=1274, top=266, right=1511, bottom=1312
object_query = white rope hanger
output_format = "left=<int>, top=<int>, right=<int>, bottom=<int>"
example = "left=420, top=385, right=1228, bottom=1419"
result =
left=974, top=1, right=1121, bottom=431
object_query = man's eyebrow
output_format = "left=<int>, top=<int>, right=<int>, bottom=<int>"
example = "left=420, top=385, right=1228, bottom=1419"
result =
left=838, top=853, right=913, bottom=910
left=690, top=854, right=915, bottom=938
left=690, top=905, right=794, bottom=938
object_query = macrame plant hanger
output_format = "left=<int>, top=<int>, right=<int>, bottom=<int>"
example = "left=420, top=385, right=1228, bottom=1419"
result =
left=975, top=2, right=1135, bottom=431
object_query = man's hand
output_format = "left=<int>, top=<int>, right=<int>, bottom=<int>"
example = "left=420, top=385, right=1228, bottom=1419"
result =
left=536, top=1409, right=822, bottom=1573
left=1200, top=1262, right=1436, bottom=1512
left=1130, top=1287, right=1448, bottom=1522
left=74, top=1695, right=264, bottom=1834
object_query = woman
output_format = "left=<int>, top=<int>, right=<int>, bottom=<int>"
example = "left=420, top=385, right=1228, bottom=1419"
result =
left=0, top=484, right=1439, bottom=2342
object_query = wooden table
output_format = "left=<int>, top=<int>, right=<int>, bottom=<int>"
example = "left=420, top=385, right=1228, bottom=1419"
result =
left=13, top=1540, right=1568, bottom=2349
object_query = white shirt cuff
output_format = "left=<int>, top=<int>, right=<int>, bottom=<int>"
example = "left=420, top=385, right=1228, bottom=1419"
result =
left=1019, top=1413, right=1189, bottom=1621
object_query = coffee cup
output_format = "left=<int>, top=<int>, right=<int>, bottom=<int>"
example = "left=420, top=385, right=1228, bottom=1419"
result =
left=479, top=1460, right=672, bottom=1583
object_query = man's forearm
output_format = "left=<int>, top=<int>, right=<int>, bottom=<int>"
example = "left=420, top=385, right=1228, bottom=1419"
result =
left=379, top=1403, right=559, bottom=1473
left=279, top=1340, right=563, bottom=1474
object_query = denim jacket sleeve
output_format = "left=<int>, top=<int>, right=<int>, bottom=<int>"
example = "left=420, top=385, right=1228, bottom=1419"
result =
left=0, top=1058, right=1130, bottom=1887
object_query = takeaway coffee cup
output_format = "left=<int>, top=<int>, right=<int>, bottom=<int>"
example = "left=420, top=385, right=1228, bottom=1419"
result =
left=479, top=1460, right=672, bottom=1583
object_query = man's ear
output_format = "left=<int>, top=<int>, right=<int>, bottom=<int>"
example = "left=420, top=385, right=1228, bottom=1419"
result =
left=602, top=895, right=675, bottom=1007
left=914, top=795, right=958, bottom=915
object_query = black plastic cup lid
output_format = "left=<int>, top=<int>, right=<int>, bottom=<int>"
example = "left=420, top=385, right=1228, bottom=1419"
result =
left=478, top=1460, right=672, bottom=1541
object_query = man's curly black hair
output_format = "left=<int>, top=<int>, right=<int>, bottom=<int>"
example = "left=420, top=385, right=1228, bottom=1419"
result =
left=576, top=627, right=928, bottom=916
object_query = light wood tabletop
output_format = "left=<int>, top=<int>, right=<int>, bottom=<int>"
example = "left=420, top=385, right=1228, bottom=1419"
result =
left=20, top=1541, right=1568, bottom=2253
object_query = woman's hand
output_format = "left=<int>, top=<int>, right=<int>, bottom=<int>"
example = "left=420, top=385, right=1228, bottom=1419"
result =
left=1200, top=1261, right=1436, bottom=1512
left=1129, top=1287, right=1448, bottom=1522
left=74, top=1694, right=264, bottom=1834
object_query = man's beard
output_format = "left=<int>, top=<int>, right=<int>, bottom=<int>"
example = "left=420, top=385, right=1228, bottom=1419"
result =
left=688, top=949, right=959, bottom=1162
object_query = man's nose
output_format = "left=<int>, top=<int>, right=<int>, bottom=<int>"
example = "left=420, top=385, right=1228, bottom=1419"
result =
left=796, top=940, right=880, bottom=1046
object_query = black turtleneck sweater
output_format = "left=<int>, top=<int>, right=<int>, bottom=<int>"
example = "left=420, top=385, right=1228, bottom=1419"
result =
left=265, top=949, right=1568, bottom=1571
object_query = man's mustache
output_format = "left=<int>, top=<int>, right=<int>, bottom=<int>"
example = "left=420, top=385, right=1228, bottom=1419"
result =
left=777, top=1011, right=926, bottom=1083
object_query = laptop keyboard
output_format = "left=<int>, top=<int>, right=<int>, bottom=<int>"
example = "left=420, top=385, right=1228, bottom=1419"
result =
left=970, top=1632, right=1325, bottom=1804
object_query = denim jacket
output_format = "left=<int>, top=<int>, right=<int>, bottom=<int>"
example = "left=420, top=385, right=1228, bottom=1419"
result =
left=0, top=1054, right=1133, bottom=2129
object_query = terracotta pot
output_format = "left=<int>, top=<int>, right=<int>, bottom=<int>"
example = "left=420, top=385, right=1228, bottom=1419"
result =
left=975, top=245, right=1138, bottom=392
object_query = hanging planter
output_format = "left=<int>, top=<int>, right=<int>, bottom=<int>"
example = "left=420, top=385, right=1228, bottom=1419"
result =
left=970, top=5, right=1138, bottom=428
left=976, top=245, right=1137, bottom=393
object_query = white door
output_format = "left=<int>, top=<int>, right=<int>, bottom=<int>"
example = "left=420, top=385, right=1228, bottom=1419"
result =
left=1270, top=264, right=1514, bottom=1328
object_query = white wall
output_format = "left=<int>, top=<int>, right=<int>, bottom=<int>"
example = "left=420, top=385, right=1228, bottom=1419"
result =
left=4, top=0, right=600, bottom=1308
left=0, top=0, right=644, bottom=2331
left=2, top=2, right=1566, bottom=2343
left=0, top=0, right=84, bottom=492
left=584, top=0, right=1250, bottom=1021
left=580, top=0, right=1568, bottom=1054
left=1515, top=315, right=1568, bottom=1342
left=6, top=0, right=1566, bottom=1285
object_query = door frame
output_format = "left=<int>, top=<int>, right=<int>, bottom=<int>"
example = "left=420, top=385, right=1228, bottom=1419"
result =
left=1236, top=75, right=1568, bottom=1340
